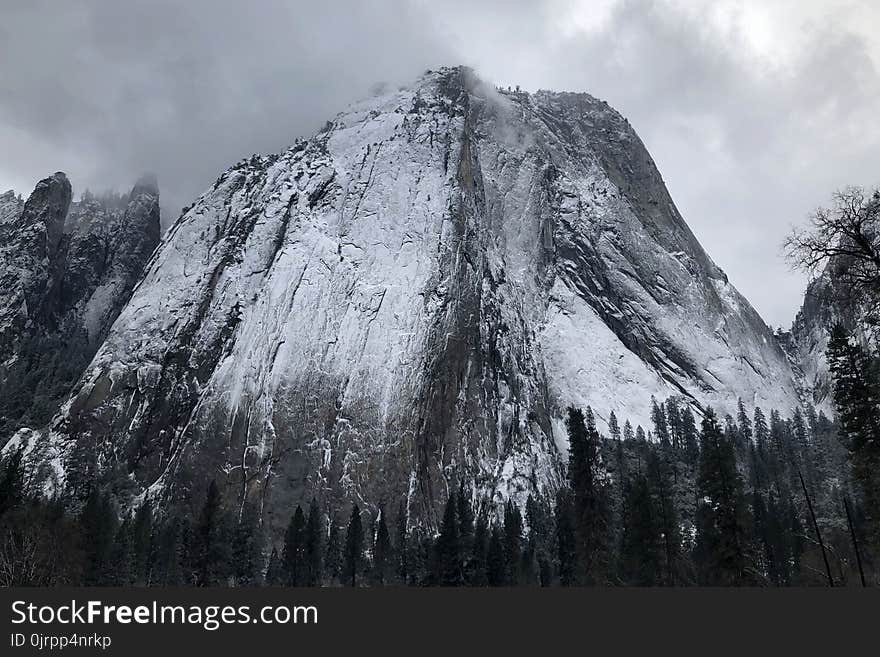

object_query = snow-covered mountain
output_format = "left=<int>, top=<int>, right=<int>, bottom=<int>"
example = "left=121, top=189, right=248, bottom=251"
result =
left=6, top=67, right=803, bottom=530
left=0, top=173, right=160, bottom=439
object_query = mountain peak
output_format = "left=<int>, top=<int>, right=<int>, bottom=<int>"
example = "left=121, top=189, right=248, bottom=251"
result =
left=4, top=69, right=802, bottom=530
left=132, top=173, right=159, bottom=197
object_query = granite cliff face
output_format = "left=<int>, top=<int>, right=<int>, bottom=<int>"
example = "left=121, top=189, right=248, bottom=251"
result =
left=0, top=173, right=160, bottom=439
left=787, top=255, right=875, bottom=416
left=7, top=68, right=803, bottom=532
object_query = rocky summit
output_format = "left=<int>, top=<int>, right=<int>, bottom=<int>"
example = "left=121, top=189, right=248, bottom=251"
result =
left=0, top=173, right=160, bottom=441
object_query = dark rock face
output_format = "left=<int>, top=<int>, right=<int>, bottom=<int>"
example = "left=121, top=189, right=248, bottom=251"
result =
left=0, top=173, right=72, bottom=358
left=0, top=173, right=160, bottom=438
left=10, top=68, right=801, bottom=534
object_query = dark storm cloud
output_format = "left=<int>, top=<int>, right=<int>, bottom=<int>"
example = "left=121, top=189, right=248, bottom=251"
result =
left=2, top=0, right=879, bottom=327
left=0, top=0, right=453, bottom=218
left=428, top=0, right=880, bottom=326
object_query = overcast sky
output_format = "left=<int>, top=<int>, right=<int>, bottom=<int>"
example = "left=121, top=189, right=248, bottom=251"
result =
left=2, top=0, right=879, bottom=327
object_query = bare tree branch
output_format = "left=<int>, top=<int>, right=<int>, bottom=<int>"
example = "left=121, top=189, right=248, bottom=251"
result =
left=784, top=186, right=880, bottom=324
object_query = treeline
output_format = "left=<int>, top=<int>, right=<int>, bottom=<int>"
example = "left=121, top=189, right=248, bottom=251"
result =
left=601, top=398, right=868, bottom=586
left=827, top=324, right=880, bottom=560
left=1, top=393, right=874, bottom=586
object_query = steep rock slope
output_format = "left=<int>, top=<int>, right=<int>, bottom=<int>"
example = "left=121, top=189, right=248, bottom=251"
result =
left=13, top=68, right=801, bottom=530
left=0, top=174, right=160, bottom=438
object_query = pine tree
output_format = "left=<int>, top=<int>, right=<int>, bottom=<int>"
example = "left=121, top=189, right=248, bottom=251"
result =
left=748, top=442, right=765, bottom=494
left=109, top=519, right=134, bottom=586
left=666, top=399, right=682, bottom=449
left=647, top=450, right=681, bottom=585
left=525, top=494, right=552, bottom=586
left=608, top=411, right=621, bottom=442
left=554, top=489, right=577, bottom=586
left=810, top=408, right=833, bottom=483
left=651, top=397, right=670, bottom=446
left=680, top=407, right=700, bottom=465
left=826, top=324, right=880, bottom=548
left=769, top=410, right=787, bottom=463
left=232, top=508, right=259, bottom=586
left=503, top=500, right=523, bottom=584
left=0, top=448, right=25, bottom=517
left=457, top=481, right=474, bottom=556
left=565, top=406, right=609, bottom=583
left=790, top=407, right=811, bottom=484
left=619, top=474, right=661, bottom=585
left=753, top=407, right=770, bottom=457
left=394, top=502, right=409, bottom=584
left=80, top=489, right=117, bottom=585
left=154, top=514, right=185, bottom=585
left=737, top=398, right=753, bottom=443
left=467, top=511, right=489, bottom=586
left=194, top=480, right=231, bottom=586
left=282, top=505, right=306, bottom=586
left=623, top=420, right=635, bottom=442
left=304, top=499, right=323, bottom=586
left=765, top=493, right=790, bottom=585
left=693, top=408, right=750, bottom=585
left=724, top=413, right=740, bottom=450
left=436, top=493, right=462, bottom=585
left=264, top=547, right=282, bottom=586
left=486, top=525, right=506, bottom=586
left=767, top=409, right=790, bottom=496
left=325, top=518, right=342, bottom=584
left=410, top=533, right=433, bottom=586
left=179, top=518, right=195, bottom=585
left=751, top=492, right=787, bottom=585
left=372, top=506, right=393, bottom=586
left=131, top=499, right=153, bottom=585
left=342, top=505, right=364, bottom=587
left=786, top=502, right=805, bottom=582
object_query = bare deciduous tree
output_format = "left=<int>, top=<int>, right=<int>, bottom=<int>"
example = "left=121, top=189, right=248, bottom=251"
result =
left=784, top=186, right=880, bottom=322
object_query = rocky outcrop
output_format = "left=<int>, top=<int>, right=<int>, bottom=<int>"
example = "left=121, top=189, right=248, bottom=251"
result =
left=0, top=173, right=160, bottom=438
left=0, top=189, right=24, bottom=225
left=0, top=173, right=73, bottom=388
left=787, top=257, right=871, bottom=415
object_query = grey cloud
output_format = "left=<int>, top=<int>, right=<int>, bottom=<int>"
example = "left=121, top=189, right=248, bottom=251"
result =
left=443, top=0, right=880, bottom=327
left=0, top=0, right=453, bottom=218
left=2, top=0, right=878, bottom=327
